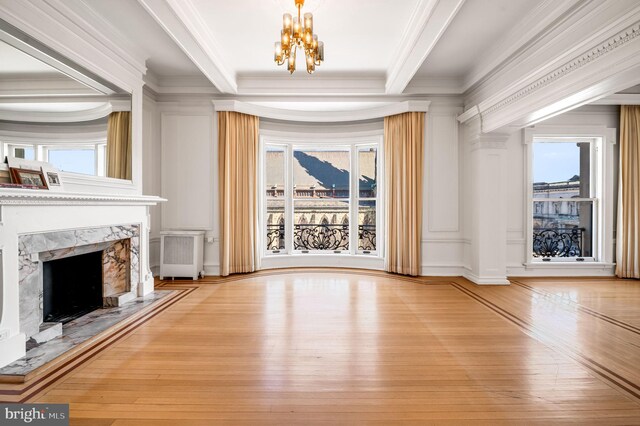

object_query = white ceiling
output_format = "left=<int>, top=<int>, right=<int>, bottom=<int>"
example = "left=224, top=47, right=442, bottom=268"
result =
left=64, top=0, right=548, bottom=95
left=84, top=0, right=204, bottom=77
left=189, top=0, right=421, bottom=74
left=5, top=0, right=605, bottom=101
left=414, top=0, right=537, bottom=80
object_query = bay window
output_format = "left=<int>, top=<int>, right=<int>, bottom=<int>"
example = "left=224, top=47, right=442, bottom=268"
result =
left=262, top=136, right=382, bottom=257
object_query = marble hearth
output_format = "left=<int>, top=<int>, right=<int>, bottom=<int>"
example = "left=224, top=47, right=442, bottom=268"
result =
left=19, top=225, right=141, bottom=340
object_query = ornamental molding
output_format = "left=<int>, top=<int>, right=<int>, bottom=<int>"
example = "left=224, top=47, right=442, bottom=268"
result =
left=482, top=22, right=640, bottom=117
left=0, top=191, right=165, bottom=206
left=213, top=100, right=430, bottom=123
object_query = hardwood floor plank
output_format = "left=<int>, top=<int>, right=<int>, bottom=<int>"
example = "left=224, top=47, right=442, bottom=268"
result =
left=11, top=271, right=639, bottom=423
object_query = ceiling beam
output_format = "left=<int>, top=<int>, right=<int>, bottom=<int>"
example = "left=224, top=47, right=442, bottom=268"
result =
left=591, top=93, right=640, bottom=105
left=137, top=0, right=237, bottom=94
left=385, top=0, right=466, bottom=94
left=459, top=0, right=640, bottom=132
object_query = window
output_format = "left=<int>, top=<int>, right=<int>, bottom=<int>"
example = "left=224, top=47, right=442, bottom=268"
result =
left=10, top=145, right=35, bottom=160
left=530, top=138, right=599, bottom=261
left=262, top=137, right=382, bottom=257
left=1, top=141, right=107, bottom=176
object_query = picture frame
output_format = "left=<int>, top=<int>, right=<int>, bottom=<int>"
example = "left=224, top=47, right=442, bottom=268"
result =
left=41, top=165, right=64, bottom=191
left=9, top=167, right=49, bottom=189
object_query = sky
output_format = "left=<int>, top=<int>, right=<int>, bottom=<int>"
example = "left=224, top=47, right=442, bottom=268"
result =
left=16, top=147, right=97, bottom=175
left=48, top=150, right=96, bottom=175
left=532, top=142, right=580, bottom=183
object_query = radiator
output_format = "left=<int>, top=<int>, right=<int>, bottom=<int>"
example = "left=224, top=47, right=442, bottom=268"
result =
left=159, top=231, right=205, bottom=280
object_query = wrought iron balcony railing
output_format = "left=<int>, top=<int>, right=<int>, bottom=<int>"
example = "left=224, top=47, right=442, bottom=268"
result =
left=294, top=223, right=349, bottom=251
left=266, top=223, right=376, bottom=252
left=532, top=227, right=585, bottom=258
left=266, top=224, right=285, bottom=251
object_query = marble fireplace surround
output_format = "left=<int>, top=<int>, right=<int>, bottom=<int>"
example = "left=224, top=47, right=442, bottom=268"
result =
left=19, top=225, right=141, bottom=340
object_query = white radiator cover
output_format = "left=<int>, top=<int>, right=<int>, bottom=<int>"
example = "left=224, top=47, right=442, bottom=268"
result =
left=160, top=231, right=205, bottom=280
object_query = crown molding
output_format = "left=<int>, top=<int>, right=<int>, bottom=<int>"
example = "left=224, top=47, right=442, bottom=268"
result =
left=0, top=128, right=106, bottom=143
left=144, top=72, right=219, bottom=95
left=385, top=0, right=466, bottom=94
left=404, top=77, right=464, bottom=95
left=0, top=74, right=97, bottom=98
left=591, top=93, right=640, bottom=105
left=137, top=0, right=237, bottom=94
left=0, top=99, right=129, bottom=123
left=462, top=0, right=583, bottom=92
left=460, top=1, right=640, bottom=133
left=237, top=72, right=386, bottom=96
left=0, top=0, right=145, bottom=92
left=212, top=100, right=430, bottom=122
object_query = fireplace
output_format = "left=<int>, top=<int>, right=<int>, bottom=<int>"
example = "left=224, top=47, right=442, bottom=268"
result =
left=43, top=251, right=103, bottom=324
left=18, top=225, right=141, bottom=342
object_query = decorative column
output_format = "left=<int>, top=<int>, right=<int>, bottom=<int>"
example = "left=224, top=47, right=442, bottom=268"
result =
left=463, top=118, right=512, bottom=285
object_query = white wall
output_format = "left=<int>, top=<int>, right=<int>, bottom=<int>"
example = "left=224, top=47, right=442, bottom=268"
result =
left=422, top=102, right=465, bottom=276
left=148, top=96, right=466, bottom=276
left=147, top=97, right=621, bottom=281
left=142, top=92, right=163, bottom=273
left=149, top=98, right=218, bottom=275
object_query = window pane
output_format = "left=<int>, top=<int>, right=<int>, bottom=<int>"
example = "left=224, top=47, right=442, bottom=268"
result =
left=358, top=147, right=377, bottom=198
left=293, top=149, right=350, bottom=198
left=266, top=148, right=284, bottom=197
left=294, top=199, right=349, bottom=251
left=532, top=200, right=593, bottom=258
left=533, top=142, right=590, bottom=198
left=14, top=147, right=35, bottom=160
left=48, top=149, right=96, bottom=175
left=358, top=200, right=376, bottom=252
left=266, top=199, right=285, bottom=251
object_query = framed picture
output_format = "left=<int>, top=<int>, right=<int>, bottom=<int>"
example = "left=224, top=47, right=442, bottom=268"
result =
left=10, top=167, right=49, bottom=189
left=41, top=165, right=64, bottom=191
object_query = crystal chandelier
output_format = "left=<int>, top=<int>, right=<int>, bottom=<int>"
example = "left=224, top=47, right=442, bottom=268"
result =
left=274, top=0, right=324, bottom=74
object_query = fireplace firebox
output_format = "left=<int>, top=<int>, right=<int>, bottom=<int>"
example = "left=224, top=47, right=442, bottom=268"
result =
left=42, top=251, right=103, bottom=324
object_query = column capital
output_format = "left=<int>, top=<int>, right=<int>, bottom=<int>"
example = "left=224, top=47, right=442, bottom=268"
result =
left=463, top=116, right=518, bottom=150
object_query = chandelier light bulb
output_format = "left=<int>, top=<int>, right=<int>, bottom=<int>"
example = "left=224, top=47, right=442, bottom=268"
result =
left=283, top=13, right=292, bottom=30
left=274, top=0, right=323, bottom=75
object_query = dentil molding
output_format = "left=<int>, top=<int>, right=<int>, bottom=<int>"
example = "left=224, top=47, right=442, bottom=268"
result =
left=0, top=191, right=165, bottom=206
left=482, top=22, right=640, bottom=117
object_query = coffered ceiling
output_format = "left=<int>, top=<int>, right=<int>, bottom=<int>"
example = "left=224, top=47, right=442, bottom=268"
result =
left=76, top=0, right=584, bottom=96
left=37, top=0, right=640, bottom=113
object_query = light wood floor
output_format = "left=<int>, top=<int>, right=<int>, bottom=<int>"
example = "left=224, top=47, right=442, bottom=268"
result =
left=11, top=270, right=640, bottom=424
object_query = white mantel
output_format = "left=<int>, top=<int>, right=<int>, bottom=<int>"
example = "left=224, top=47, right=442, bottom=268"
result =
left=0, top=190, right=164, bottom=206
left=0, top=190, right=164, bottom=368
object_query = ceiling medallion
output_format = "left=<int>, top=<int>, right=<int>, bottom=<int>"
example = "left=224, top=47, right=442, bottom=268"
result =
left=274, top=0, right=324, bottom=74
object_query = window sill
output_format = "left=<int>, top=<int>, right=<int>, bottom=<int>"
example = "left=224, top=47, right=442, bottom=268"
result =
left=261, top=253, right=384, bottom=271
left=523, top=262, right=615, bottom=270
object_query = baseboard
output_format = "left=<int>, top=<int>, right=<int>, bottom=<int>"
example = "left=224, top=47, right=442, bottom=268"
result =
left=420, top=264, right=466, bottom=276
left=463, top=269, right=510, bottom=285
left=204, top=264, right=220, bottom=276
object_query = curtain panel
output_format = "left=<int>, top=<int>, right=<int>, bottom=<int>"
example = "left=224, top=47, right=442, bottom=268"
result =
left=106, top=111, right=132, bottom=180
left=218, top=111, right=260, bottom=276
left=616, top=105, right=640, bottom=278
left=384, top=112, right=425, bottom=276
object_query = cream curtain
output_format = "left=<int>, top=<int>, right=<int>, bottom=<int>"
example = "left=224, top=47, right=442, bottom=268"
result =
left=106, top=111, right=132, bottom=180
left=218, top=111, right=260, bottom=276
left=616, top=105, right=640, bottom=278
left=384, top=112, right=425, bottom=276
